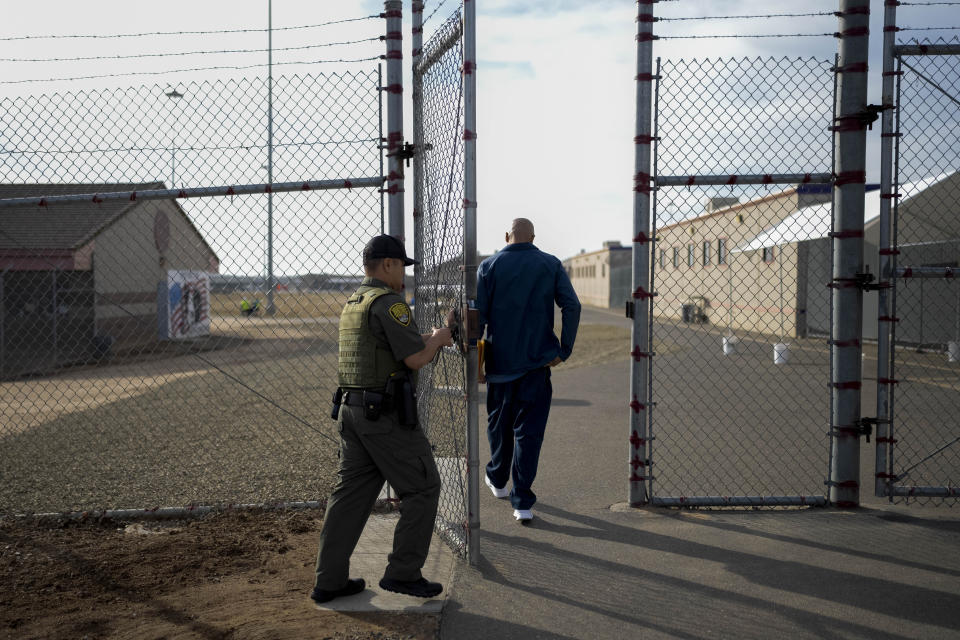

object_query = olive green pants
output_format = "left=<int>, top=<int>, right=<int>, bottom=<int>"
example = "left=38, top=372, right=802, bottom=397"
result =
left=313, top=405, right=441, bottom=590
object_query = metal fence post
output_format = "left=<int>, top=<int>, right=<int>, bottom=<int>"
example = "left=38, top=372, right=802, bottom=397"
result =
left=384, top=1, right=405, bottom=241
left=875, top=0, right=899, bottom=498
left=629, top=1, right=655, bottom=506
left=412, top=2, right=423, bottom=287
left=266, top=0, right=275, bottom=316
left=829, top=0, right=871, bottom=508
left=463, top=0, right=481, bottom=567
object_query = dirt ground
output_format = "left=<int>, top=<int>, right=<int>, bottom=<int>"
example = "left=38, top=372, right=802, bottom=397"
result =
left=0, top=509, right=438, bottom=640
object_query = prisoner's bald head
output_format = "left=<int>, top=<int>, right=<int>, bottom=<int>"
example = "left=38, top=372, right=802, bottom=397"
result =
left=507, top=218, right=535, bottom=244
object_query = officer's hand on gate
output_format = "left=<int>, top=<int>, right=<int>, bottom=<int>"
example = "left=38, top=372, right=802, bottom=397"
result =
left=432, top=326, right=454, bottom=347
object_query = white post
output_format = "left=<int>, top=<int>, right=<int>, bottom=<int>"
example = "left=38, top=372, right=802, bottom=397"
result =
left=384, top=1, right=405, bottom=241
left=830, top=0, right=871, bottom=508
left=629, top=1, right=655, bottom=506
left=463, top=0, right=481, bottom=567
left=875, top=0, right=899, bottom=497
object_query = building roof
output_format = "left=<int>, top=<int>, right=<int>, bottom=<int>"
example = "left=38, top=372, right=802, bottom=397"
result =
left=0, top=182, right=164, bottom=251
left=733, top=175, right=953, bottom=252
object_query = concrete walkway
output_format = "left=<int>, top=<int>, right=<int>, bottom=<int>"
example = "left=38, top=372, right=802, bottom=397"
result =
left=439, top=307, right=960, bottom=639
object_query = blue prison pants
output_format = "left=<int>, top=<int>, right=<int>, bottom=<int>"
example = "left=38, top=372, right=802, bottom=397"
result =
left=485, top=367, right=552, bottom=510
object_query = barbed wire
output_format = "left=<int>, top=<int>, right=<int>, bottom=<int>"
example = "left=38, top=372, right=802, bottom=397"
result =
left=659, top=12, right=835, bottom=22
left=900, top=1, right=960, bottom=5
left=0, top=15, right=380, bottom=42
left=0, top=56, right=381, bottom=85
left=423, top=0, right=460, bottom=29
left=0, top=38, right=381, bottom=64
left=659, top=33, right=836, bottom=40
left=899, top=26, right=960, bottom=31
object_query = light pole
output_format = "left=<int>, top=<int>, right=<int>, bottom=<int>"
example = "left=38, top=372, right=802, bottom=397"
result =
left=165, top=88, right=183, bottom=188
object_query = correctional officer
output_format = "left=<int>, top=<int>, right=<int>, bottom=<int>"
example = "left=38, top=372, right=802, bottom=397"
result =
left=311, top=234, right=453, bottom=604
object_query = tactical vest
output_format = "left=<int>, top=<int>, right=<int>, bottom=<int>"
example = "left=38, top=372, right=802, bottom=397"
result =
left=338, top=285, right=409, bottom=388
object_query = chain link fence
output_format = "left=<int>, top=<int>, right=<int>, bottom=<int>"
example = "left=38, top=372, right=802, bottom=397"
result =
left=649, top=57, right=836, bottom=502
left=886, top=39, right=960, bottom=503
left=0, top=70, right=383, bottom=515
left=413, top=8, right=469, bottom=555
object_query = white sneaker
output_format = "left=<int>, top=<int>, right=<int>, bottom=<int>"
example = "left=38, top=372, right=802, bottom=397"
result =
left=513, top=509, right=533, bottom=525
left=484, top=474, right=509, bottom=499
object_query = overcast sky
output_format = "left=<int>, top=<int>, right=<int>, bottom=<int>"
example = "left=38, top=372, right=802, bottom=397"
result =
left=1, top=0, right=957, bottom=269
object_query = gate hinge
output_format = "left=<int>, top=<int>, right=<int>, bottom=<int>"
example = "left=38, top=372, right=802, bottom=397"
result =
left=830, top=417, right=887, bottom=442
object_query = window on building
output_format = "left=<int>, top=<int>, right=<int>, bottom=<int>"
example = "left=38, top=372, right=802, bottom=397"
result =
left=702, top=241, right=711, bottom=266
left=673, top=247, right=680, bottom=268
left=687, top=244, right=695, bottom=268
left=602, top=264, right=606, bottom=277
left=763, top=246, right=776, bottom=263
left=659, top=249, right=665, bottom=269
left=717, top=238, right=728, bottom=265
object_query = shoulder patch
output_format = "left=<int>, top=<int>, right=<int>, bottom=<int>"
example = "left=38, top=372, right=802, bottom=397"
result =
left=388, top=302, right=412, bottom=326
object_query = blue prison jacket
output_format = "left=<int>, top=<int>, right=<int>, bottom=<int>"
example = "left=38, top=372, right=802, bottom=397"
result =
left=477, top=242, right=581, bottom=382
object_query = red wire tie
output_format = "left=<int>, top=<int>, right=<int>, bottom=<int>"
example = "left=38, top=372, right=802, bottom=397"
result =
left=885, top=0, right=901, bottom=6
left=264, top=184, right=273, bottom=193
left=725, top=175, right=739, bottom=185
left=918, top=44, right=930, bottom=54
left=412, top=47, right=422, bottom=56
left=831, top=117, right=868, bottom=132
left=629, top=430, right=645, bottom=448
left=875, top=472, right=897, bottom=479
left=636, top=32, right=656, bottom=42
left=387, top=170, right=403, bottom=181
left=300, top=183, right=313, bottom=191
left=834, top=62, right=869, bottom=74
left=632, top=286, right=655, bottom=300
left=878, top=316, right=900, bottom=323
left=177, top=190, right=188, bottom=198
left=633, top=231, right=653, bottom=244
left=636, top=13, right=655, bottom=23
left=832, top=381, right=862, bottom=390
left=383, top=84, right=403, bottom=94
left=380, top=185, right=403, bottom=195
left=835, top=26, right=870, bottom=38
left=630, top=473, right=647, bottom=483
left=462, top=61, right=475, bottom=75
left=462, top=198, right=476, bottom=209
left=635, top=73, right=657, bottom=82
left=634, top=172, right=652, bottom=195
left=831, top=338, right=861, bottom=348
left=901, top=267, right=913, bottom=277
left=385, top=50, right=403, bottom=60
left=631, top=346, right=649, bottom=361
left=880, top=192, right=901, bottom=198
left=879, top=248, right=900, bottom=255
left=91, top=195, right=103, bottom=204
left=37, top=198, right=47, bottom=207
left=878, top=378, right=899, bottom=385
left=630, top=396, right=647, bottom=413
left=884, top=26, right=902, bottom=33
left=876, top=436, right=898, bottom=443
left=634, top=134, right=657, bottom=144
left=382, top=10, right=402, bottom=19
left=343, top=180, right=354, bottom=189
left=835, top=170, right=867, bottom=186
left=225, top=187, right=236, bottom=196
left=835, top=480, right=860, bottom=488
left=828, top=229, right=864, bottom=239
left=412, top=208, right=421, bottom=218
left=127, top=191, right=137, bottom=201
left=463, top=129, right=477, bottom=141
left=880, top=133, right=901, bottom=139
left=630, top=456, right=646, bottom=470
left=882, top=70, right=903, bottom=77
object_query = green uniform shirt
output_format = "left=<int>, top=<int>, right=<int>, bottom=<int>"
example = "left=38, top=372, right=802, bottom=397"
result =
left=362, top=277, right=423, bottom=381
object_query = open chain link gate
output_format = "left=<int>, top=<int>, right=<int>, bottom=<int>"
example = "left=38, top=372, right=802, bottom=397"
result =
left=876, top=31, right=960, bottom=504
left=411, top=1, right=480, bottom=560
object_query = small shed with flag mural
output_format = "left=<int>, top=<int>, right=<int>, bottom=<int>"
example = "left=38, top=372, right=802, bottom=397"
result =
left=0, top=182, right=219, bottom=378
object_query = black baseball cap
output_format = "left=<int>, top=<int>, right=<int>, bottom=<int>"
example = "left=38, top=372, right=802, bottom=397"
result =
left=363, top=234, right=418, bottom=266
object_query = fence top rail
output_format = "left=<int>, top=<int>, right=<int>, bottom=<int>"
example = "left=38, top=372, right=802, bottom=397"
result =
left=894, top=43, right=960, bottom=56
left=656, top=173, right=833, bottom=187
left=414, top=12, right=462, bottom=77
left=0, top=177, right=384, bottom=208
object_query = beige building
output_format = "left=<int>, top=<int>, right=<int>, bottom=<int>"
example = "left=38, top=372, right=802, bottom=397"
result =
left=562, top=241, right=632, bottom=308
left=0, top=183, right=218, bottom=378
